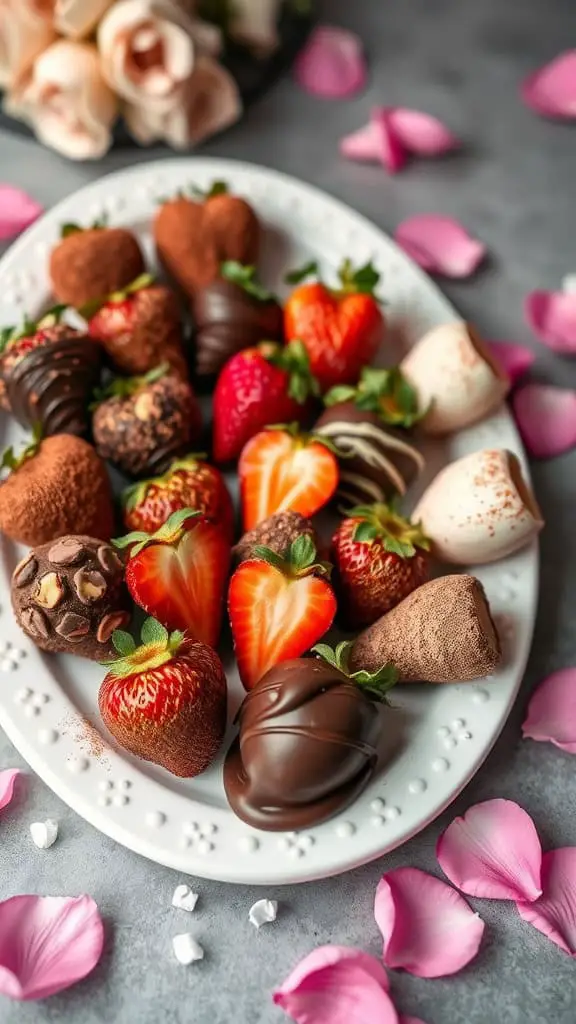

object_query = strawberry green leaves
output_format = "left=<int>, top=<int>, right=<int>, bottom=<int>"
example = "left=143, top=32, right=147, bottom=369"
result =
left=264, top=340, right=320, bottom=405
left=91, top=363, right=169, bottom=408
left=221, top=261, right=276, bottom=302
left=252, top=534, right=332, bottom=579
left=106, top=618, right=185, bottom=677
left=312, top=641, right=398, bottom=702
left=348, top=503, right=430, bottom=558
left=113, top=507, right=201, bottom=557
left=324, top=366, right=422, bottom=428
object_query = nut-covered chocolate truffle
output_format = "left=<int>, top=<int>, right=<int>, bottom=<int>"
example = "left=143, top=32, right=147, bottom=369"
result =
left=12, top=535, right=130, bottom=660
left=50, top=226, right=146, bottom=308
left=0, top=434, right=115, bottom=547
left=232, top=511, right=318, bottom=567
left=92, top=370, right=202, bottom=479
left=193, top=272, right=283, bottom=377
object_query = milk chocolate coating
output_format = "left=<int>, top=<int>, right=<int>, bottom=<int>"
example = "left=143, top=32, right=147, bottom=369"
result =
left=192, top=278, right=284, bottom=377
left=3, top=333, right=101, bottom=438
left=11, top=535, right=130, bottom=661
left=315, top=402, right=425, bottom=504
left=224, top=658, right=383, bottom=831
left=232, top=511, right=318, bottom=567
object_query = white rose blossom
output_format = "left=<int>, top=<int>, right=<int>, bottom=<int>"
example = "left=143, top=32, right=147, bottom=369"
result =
left=0, top=0, right=55, bottom=88
left=229, top=0, right=283, bottom=53
left=54, top=1, right=116, bottom=40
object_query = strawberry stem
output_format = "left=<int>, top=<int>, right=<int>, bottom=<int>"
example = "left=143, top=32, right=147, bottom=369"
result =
left=348, top=502, right=430, bottom=558
left=252, top=534, right=332, bottom=580
left=191, top=179, right=229, bottom=200
left=324, top=365, right=423, bottom=429
left=263, top=339, right=320, bottom=405
left=337, top=259, right=381, bottom=297
left=113, top=506, right=202, bottom=557
left=220, top=261, right=276, bottom=303
left=103, top=617, right=185, bottom=676
left=312, top=641, right=398, bottom=702
left=285, top=260, right=319, bottom=286
left=60, top=215, right=107, bottom=239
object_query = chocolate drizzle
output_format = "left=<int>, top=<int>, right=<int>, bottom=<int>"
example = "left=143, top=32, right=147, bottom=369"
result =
left=223, top=658, right=382, bottom=831
left=5, top=335, right=101, bottom=438
left=192, top=279, right=284, bottom=377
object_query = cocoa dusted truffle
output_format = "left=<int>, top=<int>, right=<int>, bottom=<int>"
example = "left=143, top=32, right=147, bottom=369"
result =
left=224, top=645, right=397, bottom=832
left=92, top=366, right=202, bottom=479
left=50, top=224, right=146, bottom=308
left=350, top=575, right=502, bottom=683
left=12, top=535, right=130, bottom=661
left=232, top=510, right=318, bottom=567
left=0, top=433, right=115, bottom=548
left=154, top=183, right=260, bottom=299
left=192, top=262, right=283, bottom=377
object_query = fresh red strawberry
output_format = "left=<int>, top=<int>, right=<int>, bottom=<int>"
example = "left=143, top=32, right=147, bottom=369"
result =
left=284, top=260, right=385, bottom=391
left=85, top=274, right=188, bottom=379
left=114, top=508, right=230, bottom=649
left=228, top=535, right=337, bottom=690
left=212, top=340, right=319, bottom=463
left=98, top=617, right=227, bottom=777
left=122, top=455, right=234, bottom=540
left=331, top=503, right=431, bottom=628
left=239, top=425, right=339, bottom=531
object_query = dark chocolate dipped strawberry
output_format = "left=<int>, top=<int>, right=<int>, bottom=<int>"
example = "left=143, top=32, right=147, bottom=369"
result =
left=83, top=274, right=188, bottom=379
left=50, top=221, right=146, bottom=308
left=223, top=641, right=398, bottom=831
left=192, top=261, right=283, bottom=377
left=92, top=365, right=202, bottom=479
left=0, top=307, right=101, bottom=437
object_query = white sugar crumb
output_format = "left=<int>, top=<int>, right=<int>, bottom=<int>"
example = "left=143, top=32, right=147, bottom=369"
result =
left=29, top=819, right=59, bottom=849
left=249, top=898, right=278, bottom=929
left=171, top=884, right=199, bottom=913
left=172, top=933, right=204, bottom=965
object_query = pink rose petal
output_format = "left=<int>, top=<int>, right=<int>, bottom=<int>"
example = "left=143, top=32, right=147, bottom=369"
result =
left=374, top=867, right=484, bottom=978
left=388, top=108, right=459, bottom=156
left=0, top=895, right=104, bottom=1000
left=525, top=290, right=576, bottom=353
left=512, top=384, right=576, bottom=458
left=486, top=342, right=535, bottom=386
left=437, top=799, right=543, bottom=902
left=0, top=768, right=21, bottom=812
left=0, top=186, right=43, bottom=242
left=395, top=215, right=486, bottom=278
left=517, top=848, right=576, bottom=956
left=273, top=945, right=398, bottom=1024
left=294, top=26, right=367, bottom=99
left=522, top=668, right=576, bottom=754
left=521, top=51, right=576, bottom=120
left=340, top=112, right=406, bottom=173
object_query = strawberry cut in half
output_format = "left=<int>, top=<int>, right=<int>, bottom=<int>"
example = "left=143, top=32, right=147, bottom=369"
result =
left=239, top=424, right=339, bottom=532
left=228, top=534, right=337, bottom=691
left=114, top=508, right=231, bottom=649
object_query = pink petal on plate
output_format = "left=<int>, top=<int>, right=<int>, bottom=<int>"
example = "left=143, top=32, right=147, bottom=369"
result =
left=374, top=867, right=484, bottom=978
left=340, top=111, right=406, bottom=173
left=395, top=215, right=486, bottom=278
left=0, top=895, right=104, bottom=1000
left=512, top=384, right=576, bottom=458
left=525, top=290, right=576, bottom=353
left=273, top=945, right=398, bottom=1024
left=521, top=51, right=576, bottom=119
left=437, top=798, right=542, bottom=901
left=0, top=769, right=21, bottom=811
left=387, top=108, right=459, bottom=156
left=294, top=26, right=367, bottom=99
left=0, top=186, right=43, bottom=242
left=522, top=668, right=576, bottom=754
left=486, top=342, right=535, bottom=386
left=517, top=848, right=576, bottom=956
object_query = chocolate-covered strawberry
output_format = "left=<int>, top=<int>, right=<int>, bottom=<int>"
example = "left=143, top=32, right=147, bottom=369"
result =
left=193, top=261, right=283, bottom=377
left=224, top=642, right=398, bottom=831
left=12, top=535, right=130, bottom=661
left=0, top=431, right=115, bottom=547
left=92, top=365, right=202, bottom=479
left=84, top=274, right=188, bottom=379
left=0, top=308, right=100, bottom=436
left=232, top=510, right=318, bottom=567
left=122, top=455, right=234, bottom=540
left=50, top=221, right=145, bottom=308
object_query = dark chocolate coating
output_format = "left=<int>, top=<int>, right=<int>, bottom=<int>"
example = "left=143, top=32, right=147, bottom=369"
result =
left=315, top=402, right=425, bottom=504
left=192, top=278, right=284, bottom=377
left=224, top=658, right=382, bottom=831
left=11, top=535, right=130, bottom=661
left=232, top=510, right=318, bottom=568
left=4, top=333, right=101, bottom=438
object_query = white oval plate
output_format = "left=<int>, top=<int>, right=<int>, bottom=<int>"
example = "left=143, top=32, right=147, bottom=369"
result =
left=0, top=158, right=537, bottom=884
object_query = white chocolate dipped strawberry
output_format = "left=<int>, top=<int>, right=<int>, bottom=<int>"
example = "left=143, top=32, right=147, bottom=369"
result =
left=400, top=322, right=509, bottom=435
left=412, top=448, right=544, bottom=565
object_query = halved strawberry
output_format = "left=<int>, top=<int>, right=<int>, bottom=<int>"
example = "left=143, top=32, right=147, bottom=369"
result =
left=114, top=508, right=230, bottom=649
left=228, top=535, right=337, bottom=690
left=239, top=425, right=339, bottom=532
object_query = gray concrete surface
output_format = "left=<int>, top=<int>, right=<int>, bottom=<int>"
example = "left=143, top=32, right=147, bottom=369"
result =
left=1, top=1, right=576, bottom=1021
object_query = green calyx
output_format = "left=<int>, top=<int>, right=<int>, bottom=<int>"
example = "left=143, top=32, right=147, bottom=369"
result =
left=191, top=179, right=228, bottom=200
left=78, top=272, right=155, bottom=320
left=60, top=215, right=107, bottom=239
left=0, top=304, right=69, bottom=353
left=90, top=362, right=168, bottom=408
left=122, top=453, right=207, bottom=512
left=285, top=260, right=319, bottom=286
left=262, top=339, right=320, bottom=405
left=312, top=641, right=398, bottom=702
left=252, top=534, right=332, bottom=581
left=220, top=260, right=276, bottom=303
left=348, top=502, right=430, bottom=558
left=324, top=365, right=422, bottom=429
left=103, top=617, right=185, bottom=677
left=113, top=507, right=201, bottom=557
left=0, top=422, right=43, bottom=477
left=284, top=259, right=381, bottom=299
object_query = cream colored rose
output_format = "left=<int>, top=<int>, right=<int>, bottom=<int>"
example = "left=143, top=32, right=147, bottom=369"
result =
left=55, top=1, right=116, bottom=40
left=5, top=41, right=118, bottom=160
left=229, top=0, right=282, bottom=53
left=0, top=1, right=55, bottom=88
left=124, top=54, right=241, bottom=148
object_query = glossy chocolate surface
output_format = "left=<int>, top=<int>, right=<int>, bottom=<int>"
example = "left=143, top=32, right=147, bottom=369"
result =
left=192, top=278, right=284, bottom=376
